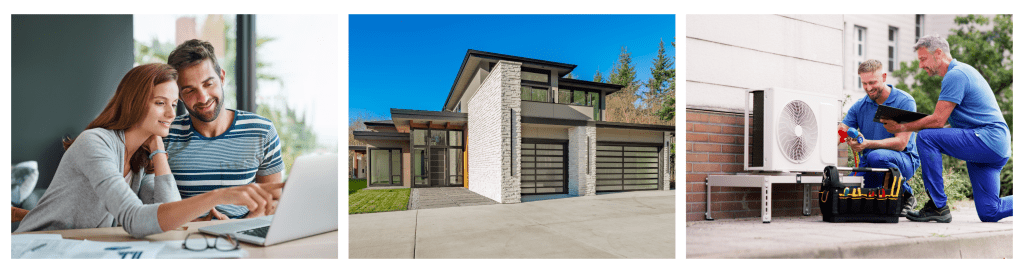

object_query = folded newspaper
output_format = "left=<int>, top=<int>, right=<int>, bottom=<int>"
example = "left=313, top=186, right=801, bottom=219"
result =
left=12, top=234, right=246, bottom=259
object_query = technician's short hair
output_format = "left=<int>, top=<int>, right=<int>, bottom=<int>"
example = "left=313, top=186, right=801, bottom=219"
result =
left=913, top=35, right=952, bottom=58
left=858, top=59, right=884, bottom=74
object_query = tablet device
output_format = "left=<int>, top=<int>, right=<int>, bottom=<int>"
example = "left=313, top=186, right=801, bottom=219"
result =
left=873, top=104, right=928, bottom=124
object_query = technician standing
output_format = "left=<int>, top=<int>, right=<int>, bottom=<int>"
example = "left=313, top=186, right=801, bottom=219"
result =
left=881, top=35, right=1012, bottom=223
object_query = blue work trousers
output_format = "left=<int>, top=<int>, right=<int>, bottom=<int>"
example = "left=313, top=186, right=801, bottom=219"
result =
left=855, top=149, right=916, bottom=196
left=917, top=128, right=1013, bottom=222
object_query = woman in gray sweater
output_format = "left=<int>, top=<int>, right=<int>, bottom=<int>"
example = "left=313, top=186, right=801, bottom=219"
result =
left=16, top=63, right=283, bottom=238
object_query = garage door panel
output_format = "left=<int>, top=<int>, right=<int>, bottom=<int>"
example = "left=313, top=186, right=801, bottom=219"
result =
left=522, top=139, right=568, bottom=195
left=596, top=143, right=660, bottom=192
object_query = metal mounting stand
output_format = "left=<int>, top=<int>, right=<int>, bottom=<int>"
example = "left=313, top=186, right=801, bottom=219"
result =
left=705, top=173, right=862, bottom=223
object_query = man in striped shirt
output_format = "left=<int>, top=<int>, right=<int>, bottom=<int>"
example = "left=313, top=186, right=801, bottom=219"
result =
left=165, top=39, right=284, bottom=219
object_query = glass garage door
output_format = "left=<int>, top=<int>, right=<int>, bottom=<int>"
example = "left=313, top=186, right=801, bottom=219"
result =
left=521, top=141, right=567, bottom=195
left=596, top=144, right=660, bottom=192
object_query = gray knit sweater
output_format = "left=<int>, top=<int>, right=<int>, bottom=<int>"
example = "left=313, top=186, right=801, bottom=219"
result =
left=15, top=128, right=182, bottom=238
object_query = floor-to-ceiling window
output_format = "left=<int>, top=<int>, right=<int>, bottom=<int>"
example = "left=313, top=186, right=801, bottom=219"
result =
left=411, top=128, right=463, bottom=187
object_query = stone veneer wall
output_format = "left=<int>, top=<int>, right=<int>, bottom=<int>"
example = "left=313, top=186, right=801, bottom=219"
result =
left=568, top=125, right=596, bottom=196
left=468, top=60, right=522, bottom=203
left=662, top=131, right=673, bottom=190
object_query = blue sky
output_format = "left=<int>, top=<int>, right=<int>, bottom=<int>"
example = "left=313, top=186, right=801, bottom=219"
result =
left=349, top=14, right=675, bottom=120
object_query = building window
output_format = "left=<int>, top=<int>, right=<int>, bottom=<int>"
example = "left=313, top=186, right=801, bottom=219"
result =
left=521, top=85, right=549, bottom=102
left=522, top=70, right=549, bottom=83
left=558, top=86, right=602, bottom=112
left=430, top=130, right=447, bottom=146
left=889, top=27, right=898, bottom=72
left=557, top=88, right=571, bottom=104
left=915, top=15, right=924, bottom=42
left=854, top=26, right=867, bottom=89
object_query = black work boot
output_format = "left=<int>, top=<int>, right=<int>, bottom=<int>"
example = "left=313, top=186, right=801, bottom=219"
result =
left=899, top=191, right=917, bottom=217
left=906, top=200, right=952, bottom=223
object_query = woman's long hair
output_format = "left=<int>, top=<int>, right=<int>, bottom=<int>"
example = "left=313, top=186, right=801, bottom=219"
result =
left=63, top=63, right=178, bottom=172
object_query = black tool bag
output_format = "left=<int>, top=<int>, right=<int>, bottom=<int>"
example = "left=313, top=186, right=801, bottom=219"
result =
left=818, top=166, right=906, bottom=223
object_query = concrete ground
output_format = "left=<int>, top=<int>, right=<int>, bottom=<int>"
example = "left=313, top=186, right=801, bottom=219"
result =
left=350, top=190, right=675, bottom=259
left=687, top=200, right=1012, bottom=259
left=407, top=187, right=498, bottom=210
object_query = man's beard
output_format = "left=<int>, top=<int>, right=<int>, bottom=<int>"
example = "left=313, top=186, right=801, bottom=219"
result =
left=187, top=93, right=224, bottom=123
left=868, top=87, right=883, bottom=100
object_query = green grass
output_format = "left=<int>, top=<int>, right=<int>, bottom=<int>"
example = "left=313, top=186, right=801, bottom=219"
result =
left=349, top=188, right=411, bottom=214
left=349, top=178, right=367, bottom=194
left=348, top=178, right=410, bottom=214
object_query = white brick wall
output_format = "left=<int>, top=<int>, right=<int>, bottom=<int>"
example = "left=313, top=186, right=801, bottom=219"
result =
left=468, top=60, right=522, bottom=203
left=568, top=125, right=596, bottom=196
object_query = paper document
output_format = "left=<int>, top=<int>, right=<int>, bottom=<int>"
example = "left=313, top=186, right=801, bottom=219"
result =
left=11, top=234, right=62, bottom=258
left=66, top=240, right=165, bottom=259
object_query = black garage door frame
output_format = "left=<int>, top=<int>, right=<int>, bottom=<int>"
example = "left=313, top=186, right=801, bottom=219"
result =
left=596, top=141, right=662, bottom=192
left=521, top=138, right=569, bottom=195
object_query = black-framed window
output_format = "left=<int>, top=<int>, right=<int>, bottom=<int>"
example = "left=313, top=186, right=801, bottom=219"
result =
left=561, top=87, right=601, bottom=107
left=520, top=67, right=551, bottom=103
left=888, top=27, right=898, bottom=72
left=521, top=67, right=550, bottom=84
left=430, top=130, right=447, bottom=146
left=369, top=148, right=402, bottom=186
left=521, top=85, right=549, bottom=102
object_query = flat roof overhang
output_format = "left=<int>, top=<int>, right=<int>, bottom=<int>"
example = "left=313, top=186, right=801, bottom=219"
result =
left=364, top=120, right=395, bottom=129
left=521, top=117, right=675, bottom=133
left=443, top=49, right=578, bottom=111
left=352, top=131, right=410, bottom=141
left=558, top=78, right=625, bottom=95
left=595, top=121, right=676, bottom=132
left=391, top=108, right=468, bottom=133
left=349, top=145, right=369, bottom=152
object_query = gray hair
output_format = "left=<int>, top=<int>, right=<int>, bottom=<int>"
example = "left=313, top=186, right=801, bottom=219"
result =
left=913, top=35, right=952, bottom=58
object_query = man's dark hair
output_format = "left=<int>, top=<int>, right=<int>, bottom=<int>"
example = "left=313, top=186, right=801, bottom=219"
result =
left=167, top=39, right=222, bottom=75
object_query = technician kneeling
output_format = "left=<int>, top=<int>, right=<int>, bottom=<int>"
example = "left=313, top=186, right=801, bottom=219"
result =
left=881, top=35, right=1012, bottom=223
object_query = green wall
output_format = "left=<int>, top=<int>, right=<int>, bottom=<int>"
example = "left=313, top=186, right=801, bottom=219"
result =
left=11, top=15, right=134, bottom=189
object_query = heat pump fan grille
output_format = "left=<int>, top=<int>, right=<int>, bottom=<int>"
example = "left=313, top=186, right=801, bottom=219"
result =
left=777, top=100, right=817, bottom=163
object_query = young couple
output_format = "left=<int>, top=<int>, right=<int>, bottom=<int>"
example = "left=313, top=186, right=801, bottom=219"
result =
left=15, top=40, right=286, bottom=238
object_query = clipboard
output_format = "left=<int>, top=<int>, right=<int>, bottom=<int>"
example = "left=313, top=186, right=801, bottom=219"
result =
left=873, top=105, right=928, bottom=124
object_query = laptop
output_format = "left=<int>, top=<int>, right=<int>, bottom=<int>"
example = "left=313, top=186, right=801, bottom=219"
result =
left=198, top=153, right=338, bottom=246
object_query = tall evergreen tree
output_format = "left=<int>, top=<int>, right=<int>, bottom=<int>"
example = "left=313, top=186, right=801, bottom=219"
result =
left=608, top=47, right=637, bottom=87
left=657, top=39, right=677, bottom=121
left=593, top=69, right=604, bottom=83
left=645, top=39, right=674, bottom=99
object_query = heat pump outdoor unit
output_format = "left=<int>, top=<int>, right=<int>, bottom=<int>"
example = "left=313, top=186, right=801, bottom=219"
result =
left=745, top=87, right=840, bottom=173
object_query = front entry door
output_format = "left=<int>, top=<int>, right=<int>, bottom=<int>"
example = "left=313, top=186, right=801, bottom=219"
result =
left=429, top=148, right=446, bottom=187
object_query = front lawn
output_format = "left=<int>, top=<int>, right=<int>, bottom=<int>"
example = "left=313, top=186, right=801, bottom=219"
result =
left=349, top=188, right=411, bottom=214
left=349, top=178, right=367, bottom=194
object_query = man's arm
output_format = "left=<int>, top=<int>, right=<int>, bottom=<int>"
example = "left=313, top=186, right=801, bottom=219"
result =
left=883, top=101, right=956, bottom=133
left=256, top=172, right=282, bottom=184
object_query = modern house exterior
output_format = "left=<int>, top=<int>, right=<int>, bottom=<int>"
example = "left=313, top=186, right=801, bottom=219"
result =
left=354, top=50, right=675, bottom=204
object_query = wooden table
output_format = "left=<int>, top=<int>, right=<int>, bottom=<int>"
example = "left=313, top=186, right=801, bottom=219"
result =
left=13, top=219, right=338, bottom=259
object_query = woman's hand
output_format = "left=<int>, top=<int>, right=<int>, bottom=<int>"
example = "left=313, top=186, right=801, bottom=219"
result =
left=192, top=208, right=229, bottom=222
left=214, top=182, right=286, bottom=218
left=145, top=135, right=165, bottom=152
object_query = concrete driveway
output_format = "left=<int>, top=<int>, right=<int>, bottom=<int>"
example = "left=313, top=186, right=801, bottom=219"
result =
left=349, top=190, right=675, bottom=259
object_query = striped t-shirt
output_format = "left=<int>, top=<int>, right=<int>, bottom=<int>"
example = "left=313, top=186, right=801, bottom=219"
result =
left=164, top=109, right=284, bottom=218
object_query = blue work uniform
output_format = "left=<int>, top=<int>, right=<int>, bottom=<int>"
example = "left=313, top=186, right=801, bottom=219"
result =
left=842, top=85, right=918, bottom=195
left=917, top=59, right=1012, bottom=222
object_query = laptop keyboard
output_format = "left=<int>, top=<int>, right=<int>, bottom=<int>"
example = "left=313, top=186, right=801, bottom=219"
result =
left=239, top=225, right=270, bottom=238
